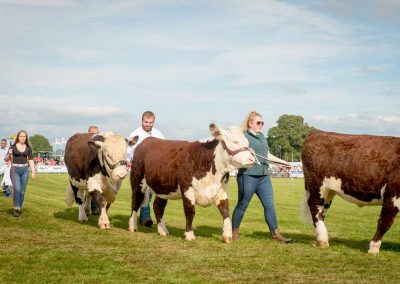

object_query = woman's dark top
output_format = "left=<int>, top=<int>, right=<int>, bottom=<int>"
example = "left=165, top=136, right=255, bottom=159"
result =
left=10, top=144, right=33, bottom=165
left=238, top=130, right=269, bottom=176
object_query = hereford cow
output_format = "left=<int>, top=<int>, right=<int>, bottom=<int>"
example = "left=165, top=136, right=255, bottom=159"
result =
left=301, top=130, right=400, bottom=254
left=128, top=123, right=255, bottom=243
left=65, top=132, right=138, bottom=229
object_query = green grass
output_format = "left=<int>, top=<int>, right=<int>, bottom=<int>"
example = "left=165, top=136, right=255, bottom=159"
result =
left=1, top=174, right=400, bottom=283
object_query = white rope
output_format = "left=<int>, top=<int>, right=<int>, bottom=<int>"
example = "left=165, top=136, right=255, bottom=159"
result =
left=254, top=153, right=290, bottom=167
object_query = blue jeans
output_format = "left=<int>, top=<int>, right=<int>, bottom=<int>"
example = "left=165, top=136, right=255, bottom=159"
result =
left=232, top=174, right=278, bottom=232
left=139, top=191, right=152, bottom=222
left=12, top=166, right=29, bottom=209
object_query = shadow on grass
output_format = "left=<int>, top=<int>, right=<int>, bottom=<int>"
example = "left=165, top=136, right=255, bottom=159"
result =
left=109, top=216, right=223, bottom=240
left=250, top=230, right=400, bottom=253
left=53, top=208, right=100, bottom=228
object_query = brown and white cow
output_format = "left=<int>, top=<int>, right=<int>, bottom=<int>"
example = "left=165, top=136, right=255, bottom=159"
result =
left=128, top=123, right=255, bottom=242
left=65, top=132, right=138, bottom=229
left=301, top=130, right=400, bottom=254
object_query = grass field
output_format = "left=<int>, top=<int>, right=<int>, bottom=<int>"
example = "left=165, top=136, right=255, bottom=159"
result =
left=1, top=174, right=400, bottom=283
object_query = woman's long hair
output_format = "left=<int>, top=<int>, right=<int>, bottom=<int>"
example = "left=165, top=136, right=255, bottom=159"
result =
left=13, top=130, right=33, bottom=150
left=241, top=111, right=262, bottom=132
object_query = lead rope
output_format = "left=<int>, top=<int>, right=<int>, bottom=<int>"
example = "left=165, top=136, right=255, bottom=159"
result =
left=253, top=152, right=290, bottom=167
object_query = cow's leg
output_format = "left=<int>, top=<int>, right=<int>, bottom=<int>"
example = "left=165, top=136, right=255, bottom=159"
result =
left=215, top=187, right=232, bottom=243
left=153, top=196, right=169, bottom=236
left=182, top=188, right=196, bottom=241
left=128, top=177, right=145, bottom=233
left=84, top=191, right=91, bottom=215
left=368, top=198, right=399, bottom=254
left=71, top=183, right=88, bottom=222
left=307, top=179, right=336, bottom=248
left=91, top=190, right=110, bottom=229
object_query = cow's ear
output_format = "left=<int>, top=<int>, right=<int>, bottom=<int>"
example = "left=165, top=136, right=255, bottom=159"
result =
left=88, top=135, right=105, bottom=149
left=209, top=123, right=224, bottom=140
left=126, top=135, right=139, bottom=146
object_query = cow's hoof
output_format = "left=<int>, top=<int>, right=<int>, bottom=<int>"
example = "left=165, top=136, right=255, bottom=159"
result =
left=79, top=218, right=88, bottom=222
left=184, top=231, right=196, bottom=241
left=313, top=241, right=329, bottom=248
left=157, top=223, right=169, bottom=236
left=223, top=235, right=232, bottom=244
left=158, top=229, right=169, bottom=237
left=368, top=248, right=380, bottom=254
left=99, top=223, right=110, bottom=229
left=128, top=226, right=137, bottom=232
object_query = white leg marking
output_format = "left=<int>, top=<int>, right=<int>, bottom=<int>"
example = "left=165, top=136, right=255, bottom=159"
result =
left=128, top=210, right=138, bottom=232
left=368, top=241, right=381, bottom=254
left=368, top=241, right=382, bottom=254
left=184, top=230, right=196, bottom=241
left=78, top=204, right=88, bottom=222
left=157, top=219, right=169, bottom=236
left=222, top=218, right=232, bottom=243
left=98, top=207, right=110, bottom=229
left=315, top=219, right=329, bottom=247
left=392, top=196, right=400, bottom=210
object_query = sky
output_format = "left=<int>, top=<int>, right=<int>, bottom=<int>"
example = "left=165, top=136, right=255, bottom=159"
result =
left=1, top=0, right=399, bottom=145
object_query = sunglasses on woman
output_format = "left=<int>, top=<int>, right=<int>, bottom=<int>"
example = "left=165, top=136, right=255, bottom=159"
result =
left=255, top=121, right=264, bottom=126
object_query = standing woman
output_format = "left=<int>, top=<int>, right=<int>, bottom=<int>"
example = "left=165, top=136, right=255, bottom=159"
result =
left=5, top=130, right=35, bottom=217
left=232, top=111, right=292, bottom=243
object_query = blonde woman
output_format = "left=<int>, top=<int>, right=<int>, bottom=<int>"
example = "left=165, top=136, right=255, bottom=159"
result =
left=232, top=111, right=292, bottom=243
left=5, top=130, right=35, bottom=217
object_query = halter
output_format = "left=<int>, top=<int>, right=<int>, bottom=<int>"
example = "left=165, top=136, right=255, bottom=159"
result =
left=103, top=155, right=128, bottom=170
left=221, top=140, right=253, bottom=156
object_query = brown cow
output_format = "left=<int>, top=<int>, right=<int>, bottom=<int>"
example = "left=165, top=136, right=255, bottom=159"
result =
left=128, top=123, right=255, bottom=242
left=65, top=132, right=138, bottom=229
left=301, top=130, right=400, bottom=253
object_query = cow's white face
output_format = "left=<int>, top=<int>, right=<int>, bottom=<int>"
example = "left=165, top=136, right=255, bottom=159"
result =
left=210, top=124, right=255, bottom=169
left=90, top=132, right=137, bottom=181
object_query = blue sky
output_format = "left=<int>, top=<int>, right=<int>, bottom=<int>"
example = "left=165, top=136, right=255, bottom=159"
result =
left=1, top=0, right=399, bottom=144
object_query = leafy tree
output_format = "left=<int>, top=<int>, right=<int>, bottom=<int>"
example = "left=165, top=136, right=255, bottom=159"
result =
left=267, top=114, right=317, bottom=162
left=30, top=134, right=53, bottom=157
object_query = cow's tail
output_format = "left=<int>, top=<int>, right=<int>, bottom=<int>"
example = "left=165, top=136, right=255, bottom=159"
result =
left=65, top=183, right=75, bottom=207
left=301, top=189, right=313, bottom=224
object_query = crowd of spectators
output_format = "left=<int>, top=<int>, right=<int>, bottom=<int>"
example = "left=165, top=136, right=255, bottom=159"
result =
left=33, top=157, right=64, bottom=166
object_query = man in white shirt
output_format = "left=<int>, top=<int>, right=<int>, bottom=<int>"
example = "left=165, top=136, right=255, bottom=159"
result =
left=127, top=111, right=165, bottom=227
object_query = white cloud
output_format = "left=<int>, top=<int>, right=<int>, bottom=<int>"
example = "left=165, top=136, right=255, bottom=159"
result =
left=0, top=0, right=79, bottom=7
left=310, top=113, right=400, bottom=136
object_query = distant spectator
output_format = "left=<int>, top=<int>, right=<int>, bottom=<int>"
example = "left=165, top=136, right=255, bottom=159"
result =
left=1, top=159, right=12, bottom=197
left=88, top=126, right=99, bottom=134
left=0, top=139, right=9, bottom=180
